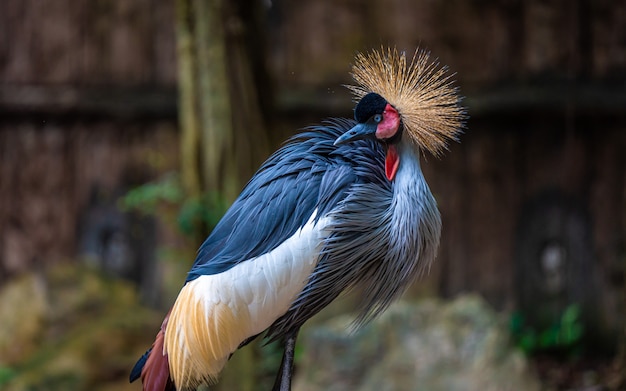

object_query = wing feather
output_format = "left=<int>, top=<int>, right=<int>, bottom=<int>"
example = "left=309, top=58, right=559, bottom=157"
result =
left=187, top=119, right=384, bottom=282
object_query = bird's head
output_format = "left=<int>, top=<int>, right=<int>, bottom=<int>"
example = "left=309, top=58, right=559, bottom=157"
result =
left=334, top=92, right=403, bottom=145
left=335, top=48, right=465, bottom=180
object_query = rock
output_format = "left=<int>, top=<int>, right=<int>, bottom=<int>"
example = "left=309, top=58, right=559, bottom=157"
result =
left=0, top=273, right=47, bottom=365
left=0, top=264, right=161, bottom=391
left=294, top=295, right=541, bottom=391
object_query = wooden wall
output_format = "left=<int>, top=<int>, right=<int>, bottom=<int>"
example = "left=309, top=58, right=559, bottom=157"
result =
left=0, top=0, right=624, bottom=337
left=0, top=0, right=179, bottom=300
left=0, top=0, right=176, bottom=85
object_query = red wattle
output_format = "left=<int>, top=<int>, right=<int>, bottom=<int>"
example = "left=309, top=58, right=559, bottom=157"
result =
left=385, top=145, right=400, bottom=181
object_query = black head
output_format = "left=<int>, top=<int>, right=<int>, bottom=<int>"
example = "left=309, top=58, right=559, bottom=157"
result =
left=354, top=92, right=388, bottom=123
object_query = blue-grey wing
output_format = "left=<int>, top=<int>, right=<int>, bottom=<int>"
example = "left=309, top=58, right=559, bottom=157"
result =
left=186, top=118, right=385, bottom=282
left=266, top=180, right=394, bottom=341
left=265, top=126, right=393, bottom=341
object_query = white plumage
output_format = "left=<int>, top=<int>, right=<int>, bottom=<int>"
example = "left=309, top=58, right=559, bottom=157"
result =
left=163, top=210, right=330, bottom=387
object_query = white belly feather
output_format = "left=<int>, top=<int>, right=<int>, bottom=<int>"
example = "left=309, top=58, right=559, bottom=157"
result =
left=164, top=210, right=329, bottom=388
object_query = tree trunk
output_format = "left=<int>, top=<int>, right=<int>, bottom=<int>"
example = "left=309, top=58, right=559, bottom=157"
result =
left=174, top=0, right=272, bottom=389
left=177, top=0, right=271, bottom=204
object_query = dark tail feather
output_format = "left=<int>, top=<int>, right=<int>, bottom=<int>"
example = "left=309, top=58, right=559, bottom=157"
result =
left=130, top=311, right=175, bottom=391
left=130, top=348, right=151, bottom=382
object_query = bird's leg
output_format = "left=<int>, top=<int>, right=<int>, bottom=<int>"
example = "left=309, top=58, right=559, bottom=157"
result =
left=272, top=330, right=299, bottom=391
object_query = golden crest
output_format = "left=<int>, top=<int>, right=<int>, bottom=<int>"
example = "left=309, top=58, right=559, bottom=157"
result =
left=347, top=47, right=465, bottom=156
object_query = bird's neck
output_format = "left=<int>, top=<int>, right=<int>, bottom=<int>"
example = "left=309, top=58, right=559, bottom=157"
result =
left=391, top=141, right=431, bottom=200
left=392, top=142, right=423, bottom=192
left=389, top=141, right=441, bottom=275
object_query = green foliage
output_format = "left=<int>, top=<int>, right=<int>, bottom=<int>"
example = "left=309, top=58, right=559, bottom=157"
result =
left=510, top=304, right=584, bottom=355
left=119, top=172, right=184, bottom=215
left=177, top=192, right=228, bottom=236
left=119, top=172, right=228, bottom=237
left=0, top=366, right=16, bottom=387
left=255, top=340, right=284, bottom=390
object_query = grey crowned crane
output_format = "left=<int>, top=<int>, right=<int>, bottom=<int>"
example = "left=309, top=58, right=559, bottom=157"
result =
left=130, top=47, right=465, bottom=391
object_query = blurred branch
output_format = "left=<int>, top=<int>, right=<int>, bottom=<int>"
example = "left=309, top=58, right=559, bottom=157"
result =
left=464, top=81, right=626, bottom=117
left=193, top=0, right=238, bottom=201
left=2, top=81, right=625, bottom=121
left=0, top=84, right=176, bottom=119
left=176, top=0, right=202, bottom=199
left=277, top=81, right=626, bottom=118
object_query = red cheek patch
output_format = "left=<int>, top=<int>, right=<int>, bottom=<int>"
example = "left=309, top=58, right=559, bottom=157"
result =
left=376, top=104, right=400, bottom=139
left=385, top=144, right=400, bottom=181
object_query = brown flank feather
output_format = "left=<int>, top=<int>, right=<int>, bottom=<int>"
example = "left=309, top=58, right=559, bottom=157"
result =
left=347, top=47, right=465, bottom=156
left=142, top=311, right=175, bottom=391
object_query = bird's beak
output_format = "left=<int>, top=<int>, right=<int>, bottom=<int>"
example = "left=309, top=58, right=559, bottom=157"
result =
left=334, top=121, right=377, bottom=146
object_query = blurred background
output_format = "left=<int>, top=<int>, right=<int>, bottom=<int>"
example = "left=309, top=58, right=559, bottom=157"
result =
left=0, top=0, right=624, bottom=390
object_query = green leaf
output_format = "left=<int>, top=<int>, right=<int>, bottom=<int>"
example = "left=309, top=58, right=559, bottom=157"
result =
left=118, top=172, right=184, bottom=215
left=509, top=312, right=525, bottom=334
left=561, top=304, right=581, bottom=326
left=0, top=366, right=16, bottom=386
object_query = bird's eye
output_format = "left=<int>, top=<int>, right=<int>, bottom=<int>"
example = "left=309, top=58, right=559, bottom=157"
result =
left=374, top=114, right=382, bottom=123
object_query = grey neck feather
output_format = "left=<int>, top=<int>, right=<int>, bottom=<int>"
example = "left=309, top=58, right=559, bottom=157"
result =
left=341, top=139, right=442, bottom=326
left=390, top=141, right=441, bottom=279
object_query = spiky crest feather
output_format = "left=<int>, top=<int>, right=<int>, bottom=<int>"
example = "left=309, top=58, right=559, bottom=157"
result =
left=347, top=47, right=465, bottom=156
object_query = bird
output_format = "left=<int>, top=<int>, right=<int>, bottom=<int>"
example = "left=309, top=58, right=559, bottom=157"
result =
left=130, top=47, right=465, bottom=391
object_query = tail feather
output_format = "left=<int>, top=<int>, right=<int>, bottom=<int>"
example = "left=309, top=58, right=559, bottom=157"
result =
left=130, top=311, right=175, bottom=391
left=129, top=348, right=151, bottom=383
